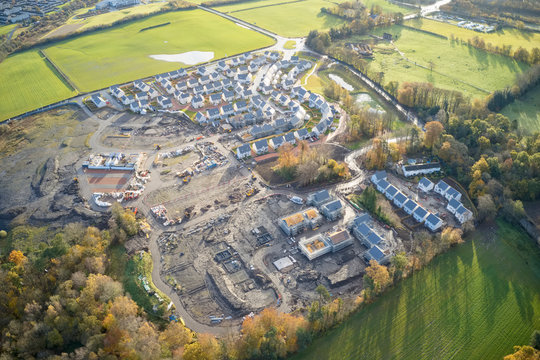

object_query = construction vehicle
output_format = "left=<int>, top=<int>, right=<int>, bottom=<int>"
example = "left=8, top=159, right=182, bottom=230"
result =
left=183, top=176, right=191, bottom=183
left=155, top=144, right=161, bottom=150
left=246, top=188, right=254, bottom=197
left=73, top=177, right=78, bottom=183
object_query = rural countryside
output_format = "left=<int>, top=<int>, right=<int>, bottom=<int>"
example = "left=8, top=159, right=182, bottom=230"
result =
left=0, top=0, right=539, bottom=359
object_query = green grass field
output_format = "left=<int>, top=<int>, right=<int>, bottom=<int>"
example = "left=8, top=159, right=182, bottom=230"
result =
left=366, top=25, right=529, bottom=98
left=43, top=9, right=274, bottom=92
left=215, top=0, right=346, bottom=37
left=407, top=18, right=540, bottom=52
left=0, top=51, right=77, bottom=121
left=293, top=220, right=540, bottom=360
left=501, top=85, right=540, bottom=134
left=0, top=24, right=17, bottom=36
left=74, top=2, right=170, bottom=30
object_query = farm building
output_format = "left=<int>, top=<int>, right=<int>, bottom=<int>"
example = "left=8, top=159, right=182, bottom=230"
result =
left=236, top=144, right=252, bottom=159
left=418, top=177, right=434, bottom=192
left=307, top=190, right=332, bottom=208
left=320, top=199, right=344, bottom=221
left=402, top=162, right=441, bottom=177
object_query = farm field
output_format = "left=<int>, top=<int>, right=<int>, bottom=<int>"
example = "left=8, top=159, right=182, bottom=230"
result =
left=214, top=0, right=346, bottom=37
left=366, top=25, right=529, bottom=98
left=0, top=51, right=77, bottom=121
left=501, top=85, right=540, bottom=134
left=292, top=220, right=540, bottom=360
left=43, top=9, right=274, bottom=92
left=406, top=18, right=540, bottom=52
left=43, top=2, right=171, bottom=39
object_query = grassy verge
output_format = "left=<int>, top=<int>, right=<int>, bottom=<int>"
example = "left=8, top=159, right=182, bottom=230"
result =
left=284, top=40, right=296, bottom=49
left=108, top=245, right=170, bottom=325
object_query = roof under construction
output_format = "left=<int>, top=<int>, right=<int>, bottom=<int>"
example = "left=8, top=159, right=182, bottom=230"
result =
left=304, top=209, right=319, bottom=219
left=283, top=212, right=305, bottom=227
left=327, top=229, right=350, bottom=245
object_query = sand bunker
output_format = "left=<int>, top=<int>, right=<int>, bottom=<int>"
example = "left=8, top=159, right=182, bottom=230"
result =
left=149, top=51, right=214, bottom=65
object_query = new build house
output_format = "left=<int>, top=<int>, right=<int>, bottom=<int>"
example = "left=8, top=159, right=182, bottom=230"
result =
left=418, top=177, right=434, bottom=192
left=402, top=162, right=441, bottom=177
left=320, top=199, right=344, bottom=221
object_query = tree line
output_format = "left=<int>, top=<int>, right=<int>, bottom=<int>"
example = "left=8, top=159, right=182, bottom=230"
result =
left=274, top=141, right=350, bottom=185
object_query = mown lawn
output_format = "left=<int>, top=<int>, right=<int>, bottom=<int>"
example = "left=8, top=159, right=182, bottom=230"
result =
left=0, top=51, right=77, bottom=121
left=406, top=18, right=540, bottom=52
left=43, top=9, right=274, bottom=92
left=501, top=84, right=540, bottom=134
left=215, top=0, right=346, bottom=37
left=292, top=220, right=540, bottom=360
left=367, top=25, right=529, bottom=98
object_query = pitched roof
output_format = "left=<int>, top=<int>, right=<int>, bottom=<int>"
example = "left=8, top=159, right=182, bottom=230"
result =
left=322, top=199, right=343, bottom=213
left=446, top=187, right=460, bottom=198
left=366, top=245, right=385, bottom=262
left=403, top=199, right=418, bottom=212
left=377, top=179, right=390, bottom=190
left=372, top=170, right=387, bottom=182
left=254, top=139, right=268, bottom=149
left=311, top=189, right=330, bottom=203
left=352, top=213, right=371, bottom=228
left=237, top=143, right=251, bottom=154
left=404, top=162, right=441, bottom=171
left=355, top=223, right=372, bottom=237
left=436, top=180, right=450, bottom=191
left=448, top=198, right=462, bottom=209
left=304, top=209, right=320, bottom=219
left=394, top=192, right=407, bottom=204
left=419, top=177, right=433, bottom=188
left=426, top=213, right=441, bottom=225
left=413, top=206, right=428, bottom=219
left=327, top=230, right=350, bottom=245
left=456, top=204, right=472, bottom=215
left=385, top=185, right=398, bottom=197
left=366, top=232, right=382, bottom=247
